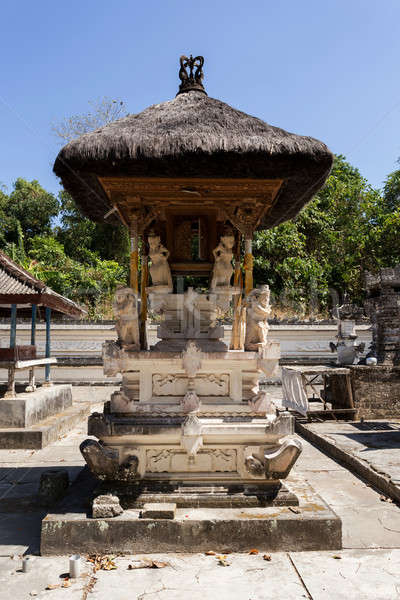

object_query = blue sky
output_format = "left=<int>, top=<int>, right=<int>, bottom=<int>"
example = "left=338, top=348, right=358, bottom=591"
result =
left=1, top=0, right=399, bottom=197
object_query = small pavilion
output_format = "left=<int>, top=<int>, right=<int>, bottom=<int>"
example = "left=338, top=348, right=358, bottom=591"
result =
left=0, top=250, right=85, bottom=397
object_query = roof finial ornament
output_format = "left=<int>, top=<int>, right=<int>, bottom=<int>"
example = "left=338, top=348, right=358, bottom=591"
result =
left=177, top=55, right=207, bottom=96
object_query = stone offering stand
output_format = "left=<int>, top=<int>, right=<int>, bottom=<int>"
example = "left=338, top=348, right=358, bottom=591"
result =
left=41, top=55, right=342, bottom=552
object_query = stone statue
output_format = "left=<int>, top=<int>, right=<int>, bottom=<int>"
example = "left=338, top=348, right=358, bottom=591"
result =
left=210, top=233, right=234, bottom=290
left=113, top=286, right=140, bottom=348
left=245, top=285, right=271, bottom=351
left=148, top=232, right=173, bottom=290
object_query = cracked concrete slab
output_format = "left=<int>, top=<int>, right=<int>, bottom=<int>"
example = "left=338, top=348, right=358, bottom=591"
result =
left=297, top=420, right=400, bottom=502
left=290, top=549, right=400, bottom=600
left=89, top=554, right=308, bottom=600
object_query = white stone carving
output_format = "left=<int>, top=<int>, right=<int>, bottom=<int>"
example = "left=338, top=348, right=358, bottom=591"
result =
left=113, top=287, right=140, bottom=348
left=245, top=286, right=271, bottom=351
left=248, top=390, right=274, bottom=416
left=181, top=414, right=203, bottom=456
left=182, top=287, right=201, bottom=337
left=181, top=389, right=201, bottom=413
left=153, top=374, right=186, bottom=396
left=146, top=448, right=237, bottom=473
left=152, top=373, right=229, bottom=397
left=182, top=341, right=202, bottom=378
left=210, top=233, right=235, bottom=290
left=243, top=440, right=302, bottom=480
left=146, top=449, right=171, bottom=472
left=148, top=233, right=173, bottom=291
left=196, top=374, right=229, bottom=396
left=211, top=449, right=236, bottom=472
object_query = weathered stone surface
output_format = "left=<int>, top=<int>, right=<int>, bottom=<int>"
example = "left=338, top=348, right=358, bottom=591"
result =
left=350, top=365, right=400, bottom=419
left=80, top=439, right=140, bottom=482
left=141, top=502, right=176, bottom=519
left=92, top=494, right=123, bottom=518
left=38, top=469, right=69, bottom=506
left=0, top=401, right=90, bottom=449
left=365, top=265, right=400, bottom=365
left=0, top=384, right=72, bottom=428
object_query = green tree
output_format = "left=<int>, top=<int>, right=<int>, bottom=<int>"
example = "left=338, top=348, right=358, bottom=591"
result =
left=2, top=178, right=59, bottom=243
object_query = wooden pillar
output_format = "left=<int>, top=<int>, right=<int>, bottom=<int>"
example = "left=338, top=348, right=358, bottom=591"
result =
left=27, top=304, right=37, bottom=392
left=9, top=304, right=17, bottom=348
left=6, top=304, right=17, bottom=397
left=44, top=307, right=52, bottom=384
left=140, top=247, right=149, bottom=350
left=130, top=219, right=139, bottom=293
left=244, top=236, right=254, bottom=296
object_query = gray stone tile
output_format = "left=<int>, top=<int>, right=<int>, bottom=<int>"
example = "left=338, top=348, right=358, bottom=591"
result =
left=0, top=556, right=90, bottom=599
left=290, top=549, right=400, bottom=600
left=90, top=554, right=308, bottom=600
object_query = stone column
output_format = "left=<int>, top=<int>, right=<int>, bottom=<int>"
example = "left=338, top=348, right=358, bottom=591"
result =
left=140, top=245, right=149, bottom=350
left=26, top=304, right=37, bottom=392
left=244, top=236, right=254, bottom=296
left=130, top=218, right=139, bottom=294
left=43, top=307, right=52, bottom=385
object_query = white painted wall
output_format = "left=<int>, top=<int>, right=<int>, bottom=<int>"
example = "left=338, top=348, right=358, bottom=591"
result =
left=0, top=322, right=372, bottom=360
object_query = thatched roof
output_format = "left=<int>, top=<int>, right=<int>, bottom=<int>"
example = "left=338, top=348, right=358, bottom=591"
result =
left=54, top=89, right=333, bottom=229
left=0, top=251, right=86, bottom=318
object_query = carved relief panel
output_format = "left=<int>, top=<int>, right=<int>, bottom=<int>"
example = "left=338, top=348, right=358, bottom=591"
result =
left=152, top=373, right=229, bottom=396
left=146, top=448, right=237, bottom=472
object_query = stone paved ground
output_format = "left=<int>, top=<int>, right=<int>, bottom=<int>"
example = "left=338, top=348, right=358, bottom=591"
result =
left=298, top=419, right=400, bottom=495
left=0, top=387, right=400, bottom=598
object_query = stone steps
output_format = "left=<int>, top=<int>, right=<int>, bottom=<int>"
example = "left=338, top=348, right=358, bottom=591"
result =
left=0, top=402, right=90, bottom=449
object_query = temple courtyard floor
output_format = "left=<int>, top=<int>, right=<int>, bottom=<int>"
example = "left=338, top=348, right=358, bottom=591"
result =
left=0, top=385, right=400, bottom=599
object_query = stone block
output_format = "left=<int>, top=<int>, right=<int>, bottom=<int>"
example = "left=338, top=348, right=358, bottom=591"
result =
left=0, top=384, right=72, bottom=428
left=38, top=469, right=69, bottom=506
left=141, top=502, right=176, bottom=519
left=350, top=365, right=400, bottom=419
left=92, top=494, right=123, bottom=518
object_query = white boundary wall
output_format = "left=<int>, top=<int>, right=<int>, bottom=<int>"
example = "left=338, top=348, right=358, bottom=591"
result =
left=0, top=323, right=372, bottom=361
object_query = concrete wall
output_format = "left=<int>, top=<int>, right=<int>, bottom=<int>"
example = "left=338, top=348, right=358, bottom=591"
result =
left=0, top=322, right=371, bottom=362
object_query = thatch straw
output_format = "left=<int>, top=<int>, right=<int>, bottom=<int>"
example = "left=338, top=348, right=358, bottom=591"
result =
left=54, top=91, right=333, bottom=229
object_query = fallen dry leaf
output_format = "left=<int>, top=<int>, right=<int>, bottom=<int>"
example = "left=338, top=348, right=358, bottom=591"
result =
left=249, top=549, right=259, bottom=555
left=263, top=554, right=272, bottom=561
left=128, top=559, right=168, bottom=570
left=45, top=584, right=60, bottom=590
left=205, top=550, right=216, bottom=556
left=62, top=579, right=71, bottom=587
left=379, top=495, right=393, bottom=503
left=218, top=558, right=231, bottom=567
left=88, top=554, right=117, bottom=572
left=332, top=555, right=342, bottom=560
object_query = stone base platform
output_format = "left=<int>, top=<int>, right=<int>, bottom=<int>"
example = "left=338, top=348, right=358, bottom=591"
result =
left=94, top=481, right=299, bottom=508
left=40, top=470, right=341, bottom=554
left=0, top=384, right=73, bottom=428
left=0, top=400, right=90, bottom=449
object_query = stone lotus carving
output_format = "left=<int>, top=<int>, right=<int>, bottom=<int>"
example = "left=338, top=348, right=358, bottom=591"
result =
left=244, top=439, right=302, bottom=480
left=148, top=232, right=173, bottom=291
left=113, top=286, right=140, bottom=348
left=210, top=233, right=235, bottom=290
left=80, top=439, right=140, bottom=482
left=245, top=285, right=271, bottom=351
